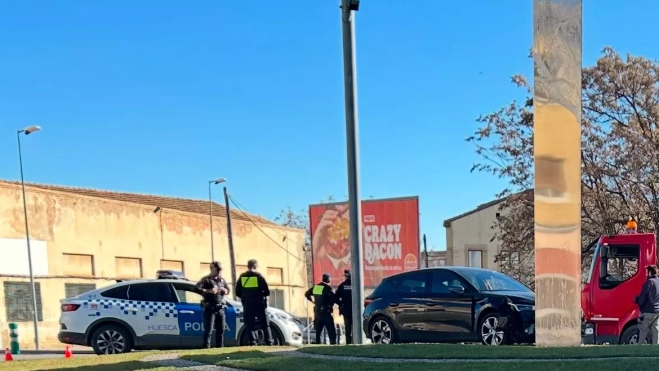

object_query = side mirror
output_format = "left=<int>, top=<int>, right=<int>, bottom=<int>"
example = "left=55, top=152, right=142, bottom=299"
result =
left=449, top=285, right=465, bottom=294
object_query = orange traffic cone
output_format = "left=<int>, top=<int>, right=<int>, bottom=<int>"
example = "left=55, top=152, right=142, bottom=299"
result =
left=64, top=345, right=72, bottom=359
left=4, top=348, right=13, bottom=361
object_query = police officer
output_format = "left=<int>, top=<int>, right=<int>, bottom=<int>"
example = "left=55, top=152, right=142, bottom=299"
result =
left=235, top=259, right=274, bottom=346
left=335, top=270, right=353, bottom=344
left=195, top=261, right=230, bottom=348
left=305, top=273, right=337, bottom=345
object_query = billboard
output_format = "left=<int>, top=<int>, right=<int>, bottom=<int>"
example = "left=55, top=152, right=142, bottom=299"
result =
left=309, top=196, right=420, bottom=288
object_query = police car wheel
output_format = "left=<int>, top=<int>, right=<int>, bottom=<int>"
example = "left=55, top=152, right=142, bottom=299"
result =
left=240, top=327, right=284, bottom=345
left=91, top=325, right=132, bottom=355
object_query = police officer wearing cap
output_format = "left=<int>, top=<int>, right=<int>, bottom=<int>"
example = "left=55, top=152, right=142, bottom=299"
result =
left=235, top=259, right=274, bottom=345
left=305, top=273, right=337, bottom=345
left=195, top=261, right=230, bottom=348
left=335, top=270, right=353, bottom=344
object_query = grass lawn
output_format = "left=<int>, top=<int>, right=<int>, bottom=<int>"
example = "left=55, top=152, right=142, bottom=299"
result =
left=183, top=350, right=659, bottom=371
left=0, top=351, right=165, bottom=371
left=298, top=343, right=659, bottom=360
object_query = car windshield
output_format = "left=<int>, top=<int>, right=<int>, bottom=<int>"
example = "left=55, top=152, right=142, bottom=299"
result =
left=463, top=270, right=531, bottom=292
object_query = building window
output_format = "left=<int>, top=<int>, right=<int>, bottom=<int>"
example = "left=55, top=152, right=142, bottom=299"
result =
left=161, top=260, right=184, bottom=273
left=236, top=265, right=248, bottom=273
left=468, top=250, right=483, bottom=268
left=115, top=257, right=142, bottom=279
left=270, top=289, right=286, bottom=310
left=4, top=282, right=43, bottom=322
left=62, top=253, right=95, bottom=276
left=65, top=283, right=96, bottom=298
left=267, top=267, right=283, bottom=284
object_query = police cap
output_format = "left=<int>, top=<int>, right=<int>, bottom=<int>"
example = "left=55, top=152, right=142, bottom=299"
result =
left=247, top=259, right=258, bottom=268
left=211, top=261, right=222, bottom=270
left=322, top=273, right=331, bottom=282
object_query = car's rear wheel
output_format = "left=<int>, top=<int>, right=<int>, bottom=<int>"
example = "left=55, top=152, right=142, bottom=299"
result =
left=369, top=316, right=396, bottom=344
left=479, top=312, right=507, bottom=346
left=240, top=325, right=284, bottom=345
left=90, top=325, right=132, bottom=355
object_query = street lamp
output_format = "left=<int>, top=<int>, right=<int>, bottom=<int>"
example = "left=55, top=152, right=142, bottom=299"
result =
left=17, top=125, right=42, bottom=350
left=340, top=0, right=365, bottom=344
left=208, top=178, right=226, bottom=261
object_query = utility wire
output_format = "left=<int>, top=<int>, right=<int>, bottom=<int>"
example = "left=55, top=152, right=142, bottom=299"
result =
left=228, top=196, right=304, bottom=262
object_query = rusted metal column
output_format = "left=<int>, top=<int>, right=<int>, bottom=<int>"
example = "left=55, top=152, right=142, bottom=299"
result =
left=533, top=0, right=583, bottom=347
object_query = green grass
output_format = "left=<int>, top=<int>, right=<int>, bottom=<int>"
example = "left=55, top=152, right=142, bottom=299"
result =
left=0, top=351, right=165, bottom=371
left=298, top=343, right=659, bottom=360
left=184, top=350, right=659, bottom=371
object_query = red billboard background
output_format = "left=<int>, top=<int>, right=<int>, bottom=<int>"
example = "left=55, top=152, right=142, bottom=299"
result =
left=309, top=197, right=420, bottom=288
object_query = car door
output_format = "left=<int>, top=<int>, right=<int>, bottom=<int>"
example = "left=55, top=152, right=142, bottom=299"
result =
left=387, top=271, right=430, bottom=341
left=122, top=282, right=179, bottom=349
left=171, top=282, right=206, bottom=348
left=425, top=270, right=474, bottom=341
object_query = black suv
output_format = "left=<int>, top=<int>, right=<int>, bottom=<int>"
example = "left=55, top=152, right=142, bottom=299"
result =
left=362, top=267, right=535, bottom=345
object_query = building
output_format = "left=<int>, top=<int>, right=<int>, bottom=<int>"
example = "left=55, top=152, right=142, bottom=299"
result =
left=0, top=180, right=307, bottom=349
left=443, top=198, right=504, bottom=269
left=419, top=250, right=447, bottom=268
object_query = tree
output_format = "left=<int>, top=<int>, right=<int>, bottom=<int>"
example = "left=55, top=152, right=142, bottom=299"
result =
left=469, top=47, right=659, bottom=287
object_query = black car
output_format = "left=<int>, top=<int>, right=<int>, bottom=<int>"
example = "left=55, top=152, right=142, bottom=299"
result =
left=362, top=267, right=535, bottom=345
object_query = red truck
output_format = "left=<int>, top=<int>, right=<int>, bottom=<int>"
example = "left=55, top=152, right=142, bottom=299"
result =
left=581, top=232, right=656, bottom=344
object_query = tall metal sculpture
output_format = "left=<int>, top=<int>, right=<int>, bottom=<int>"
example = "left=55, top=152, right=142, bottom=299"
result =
left=533, top=0, right=583, bottom=346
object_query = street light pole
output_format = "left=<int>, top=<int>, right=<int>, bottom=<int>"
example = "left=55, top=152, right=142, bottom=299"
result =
left=340, top=0, right=365, bottom=345
left=17, top=125, right=41, bottom=351
left=208, top=178, right=226, bottom=263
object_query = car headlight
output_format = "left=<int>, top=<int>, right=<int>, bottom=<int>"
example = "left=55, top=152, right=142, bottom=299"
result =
left=510, top=303, right=535, bottom=311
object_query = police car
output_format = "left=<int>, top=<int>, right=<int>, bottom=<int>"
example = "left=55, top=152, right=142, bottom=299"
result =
left=57, top=271, right=304, bottom=354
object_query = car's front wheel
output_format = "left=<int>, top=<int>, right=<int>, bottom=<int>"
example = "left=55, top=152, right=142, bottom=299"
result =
left=90, top=324, right=132, bottom=355
left=368, top=316, right=396, bottom=344
left=479, top=313, right=507, bottom=346
left=621, top=325, right=650, bottom=345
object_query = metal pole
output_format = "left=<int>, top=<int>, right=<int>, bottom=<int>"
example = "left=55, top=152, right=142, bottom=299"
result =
left=17, top=131, right=40, bottom=350
left=159, top=210, right=165, bottom=259
left=423, top=234, right=429, bottom=268
left=208, top=182, right=215, bottom=261
left=340, top=0, right=365, bottom=345
left=223, top=186, right=238, bottom=300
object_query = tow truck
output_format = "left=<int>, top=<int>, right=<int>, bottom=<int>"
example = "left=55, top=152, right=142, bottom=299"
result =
left=581, top=232, right=656, bottom=344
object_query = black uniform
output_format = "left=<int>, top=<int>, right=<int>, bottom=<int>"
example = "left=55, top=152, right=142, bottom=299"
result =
left=305, top=281, right=337, bottom=344
left=196, top=274, right=230, bottom=348
left=235, top=270, right=274, bottom=345
left=336, top=277, right=353, bottom=344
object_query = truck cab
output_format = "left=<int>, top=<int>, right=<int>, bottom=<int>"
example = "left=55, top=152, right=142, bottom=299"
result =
left=581, top=233, right=656, bottom=344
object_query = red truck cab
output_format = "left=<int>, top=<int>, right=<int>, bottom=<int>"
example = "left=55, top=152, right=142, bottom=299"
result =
left=581, top=233, right=656, bottom=344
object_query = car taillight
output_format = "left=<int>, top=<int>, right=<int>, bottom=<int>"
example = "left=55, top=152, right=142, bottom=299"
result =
left=364, top=298, right=374, bottom=308
left=61, top=304, right=80, bottom=312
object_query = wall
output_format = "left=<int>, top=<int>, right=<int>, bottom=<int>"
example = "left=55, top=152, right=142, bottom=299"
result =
left=0, top=182, right=307, bottom=349
left=445, top=203, right=501, bottom=269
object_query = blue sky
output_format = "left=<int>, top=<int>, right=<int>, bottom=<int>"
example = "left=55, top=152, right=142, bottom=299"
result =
left=1, top=0, right=658, bottom=250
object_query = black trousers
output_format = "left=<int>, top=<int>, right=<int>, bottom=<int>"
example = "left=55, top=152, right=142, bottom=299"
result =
left=202, top=306, right=226, bottom=348
left=314, top=312, right=336, bottom=345
left=244, top=304, right=274, bottom=345
left=343, top=311, right=353, bottom=345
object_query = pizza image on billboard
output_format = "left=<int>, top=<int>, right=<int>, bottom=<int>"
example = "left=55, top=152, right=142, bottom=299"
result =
left=309, top=196, right=420, bottom=288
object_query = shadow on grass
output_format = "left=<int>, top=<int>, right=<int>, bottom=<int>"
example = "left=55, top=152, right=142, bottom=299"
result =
left=30, top=360, right=163, bottom=371
left=181, top=349, right=275, bottom=365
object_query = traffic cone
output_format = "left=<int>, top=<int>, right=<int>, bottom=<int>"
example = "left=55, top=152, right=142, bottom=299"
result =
left=4, top=348, right=13, bottom=361
left=64, top=345, right=72, bottom=359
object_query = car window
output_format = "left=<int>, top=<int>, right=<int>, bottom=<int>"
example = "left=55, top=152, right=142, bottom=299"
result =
left=127, top=283, right=175, bottom=302
left=396, top=272, right=428, bottom=294
left=430, top=271, right=464, bottom=294
left=101, top=285, right=129, bottom=300
left=172, top=282, right=203, bottom=305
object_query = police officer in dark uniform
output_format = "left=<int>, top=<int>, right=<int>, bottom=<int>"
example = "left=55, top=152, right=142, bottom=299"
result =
left=305, top=273, right=337, bottom=345
left=235, top=259, right=274, bottom=346
left=195, top=261, right=230, bottom=348
left=335, top=270, right=353, bottom=344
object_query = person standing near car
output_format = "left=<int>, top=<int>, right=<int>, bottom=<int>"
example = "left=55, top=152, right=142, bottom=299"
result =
left=335, top=270, right=353, bottom=344
left=305, top=273, right=337, bottom=345
left=635, top=265, right=659, bottom=344
left=196, top=261, right=230, bottom=348
left=235, top=259, right=274, bottom=346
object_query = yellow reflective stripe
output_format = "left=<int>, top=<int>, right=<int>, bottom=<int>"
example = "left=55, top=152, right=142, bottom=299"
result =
left=241, top=276, right=258, bottom=288
left=312, top=285, right=324, bottom=295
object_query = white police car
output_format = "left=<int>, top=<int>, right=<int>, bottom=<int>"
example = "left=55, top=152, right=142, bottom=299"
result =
left=58, top=271, right=304, bottom=354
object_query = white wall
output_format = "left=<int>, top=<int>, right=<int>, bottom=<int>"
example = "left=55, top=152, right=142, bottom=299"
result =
left=0, top=238, right=48, bottom=276
left=445, top=203, right=501, bottom=269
